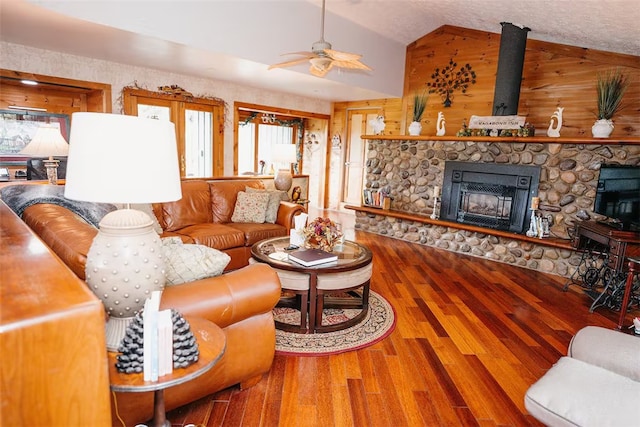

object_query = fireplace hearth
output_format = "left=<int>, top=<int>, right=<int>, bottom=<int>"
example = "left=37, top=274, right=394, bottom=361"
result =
left=440, top=161, right=541, bottom=234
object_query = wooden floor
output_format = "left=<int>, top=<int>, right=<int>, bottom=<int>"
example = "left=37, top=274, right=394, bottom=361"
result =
left=163, top=227, right=635, bottom=427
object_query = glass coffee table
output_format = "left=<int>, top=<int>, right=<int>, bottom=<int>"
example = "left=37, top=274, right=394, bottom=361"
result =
left=251, top=237, right=373, bottom=333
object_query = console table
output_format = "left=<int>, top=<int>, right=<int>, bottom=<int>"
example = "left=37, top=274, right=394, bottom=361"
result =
left=568, top=221, right=640, bottom=321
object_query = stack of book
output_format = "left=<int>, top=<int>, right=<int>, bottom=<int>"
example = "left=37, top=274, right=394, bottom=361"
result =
left=288, top=248, right=338, bottom=267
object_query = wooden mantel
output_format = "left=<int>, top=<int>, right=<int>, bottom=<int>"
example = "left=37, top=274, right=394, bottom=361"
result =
left=362, top=135, right=640, bottom=145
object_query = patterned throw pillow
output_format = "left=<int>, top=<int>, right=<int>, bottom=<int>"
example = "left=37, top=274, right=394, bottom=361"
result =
left=245, top=187, right=288, bottom=223
left=231, top=191, right=270, bottom=223
left=162, top=237, right=230, bottom=285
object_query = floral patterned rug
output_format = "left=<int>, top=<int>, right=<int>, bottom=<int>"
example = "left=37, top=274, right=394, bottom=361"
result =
left=273, top=291, right=396, bottom=356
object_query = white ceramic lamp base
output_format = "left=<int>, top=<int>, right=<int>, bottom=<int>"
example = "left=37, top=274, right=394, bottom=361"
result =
left=85, top=209, right=166, bottom=351
left=104, top=316, right=136, bottom=352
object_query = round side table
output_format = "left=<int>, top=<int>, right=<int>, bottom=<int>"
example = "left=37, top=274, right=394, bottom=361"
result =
left=108, top=317, right=226, bottom=427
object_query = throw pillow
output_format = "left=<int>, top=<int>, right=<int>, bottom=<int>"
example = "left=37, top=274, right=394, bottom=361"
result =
left=245, top=187, right=288, bottom=223
left=231, top=191, right=270, bottom=223
left=161, top=237, right=230, bottom=285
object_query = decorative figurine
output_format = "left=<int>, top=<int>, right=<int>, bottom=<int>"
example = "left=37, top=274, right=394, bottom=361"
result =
left=291, top=186, right=301, bottom=202
left=456, top=119, right=472, bottom=137
left=547, top=107, right=564, bottom=137
left=436, top=112, right=446, bottom=136
left=368, top=115, right=386, bottom=135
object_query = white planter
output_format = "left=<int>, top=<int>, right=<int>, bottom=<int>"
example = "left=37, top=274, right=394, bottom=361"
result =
left=592, top=119, right=614, bottom=138
left=408, top=121, right=422, bottom=136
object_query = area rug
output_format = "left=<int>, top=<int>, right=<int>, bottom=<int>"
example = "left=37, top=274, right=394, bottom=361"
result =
left=273, top=290, right=396, bottom=356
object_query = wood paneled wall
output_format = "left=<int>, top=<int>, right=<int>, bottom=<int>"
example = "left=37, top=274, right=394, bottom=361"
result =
left=0, top=69, right=111, bottom=114
left=334, top=25, right=639, bottom=139
left=404, top=25, right=639, bottom=137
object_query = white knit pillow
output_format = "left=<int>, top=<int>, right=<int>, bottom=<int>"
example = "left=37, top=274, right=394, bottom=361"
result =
left=161, top=237, right=230, bottom=285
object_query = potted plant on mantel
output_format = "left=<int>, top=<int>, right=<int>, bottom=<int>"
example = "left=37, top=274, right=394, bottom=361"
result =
left=592, top=68, right=629, bottom=138
left=408, top=91, right=428, bottom=136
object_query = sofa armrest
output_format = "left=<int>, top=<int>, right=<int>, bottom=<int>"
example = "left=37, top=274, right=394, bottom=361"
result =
left=159, top=263, right=281, bottom=328
left=276, top=201, right=305, bottom=231
left=568, top=326, right=640, bottom=381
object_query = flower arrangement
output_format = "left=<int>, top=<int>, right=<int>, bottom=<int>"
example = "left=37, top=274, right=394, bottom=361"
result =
left=303, top=217, right=343, bottom=252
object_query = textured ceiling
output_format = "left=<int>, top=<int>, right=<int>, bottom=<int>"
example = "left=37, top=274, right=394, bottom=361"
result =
left=324, top=0, right=640, bottom=55
left=1, top=0, right=638, bottom=102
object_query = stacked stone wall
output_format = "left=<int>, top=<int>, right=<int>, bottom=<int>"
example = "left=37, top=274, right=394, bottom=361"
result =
left=358, top=139, right=640, bottom=277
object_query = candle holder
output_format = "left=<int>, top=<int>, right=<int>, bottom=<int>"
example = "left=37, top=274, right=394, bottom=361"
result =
left=526, top=209, right=538, bottom=237
left=430, top=197, right=441, bottom=220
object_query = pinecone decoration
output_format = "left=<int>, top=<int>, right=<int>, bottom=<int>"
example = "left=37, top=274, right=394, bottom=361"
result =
left=115, top=312, right=145, bottom=373
left=172, top=311, right=199, bottom=368
left=115, top=309, right=199, bottom=374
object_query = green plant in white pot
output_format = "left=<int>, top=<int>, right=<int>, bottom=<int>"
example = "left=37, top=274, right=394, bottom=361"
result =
left=409, top=91, right=428, bottom=136
left=592, top=69, right=629, bottom=138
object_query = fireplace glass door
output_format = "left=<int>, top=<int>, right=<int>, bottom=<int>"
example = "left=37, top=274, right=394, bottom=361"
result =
left=441, top=161, right=540, bottom=234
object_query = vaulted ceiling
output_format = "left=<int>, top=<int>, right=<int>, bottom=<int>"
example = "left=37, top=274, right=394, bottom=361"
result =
left=1, top=0, right=638, bottom=102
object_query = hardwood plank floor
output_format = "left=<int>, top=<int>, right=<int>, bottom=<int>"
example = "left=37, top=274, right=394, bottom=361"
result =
left=163, top=224, right=636, bottom=427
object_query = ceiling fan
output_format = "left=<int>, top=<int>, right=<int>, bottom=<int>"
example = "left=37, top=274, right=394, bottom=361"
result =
left=268, top=0, right=372, bottom=78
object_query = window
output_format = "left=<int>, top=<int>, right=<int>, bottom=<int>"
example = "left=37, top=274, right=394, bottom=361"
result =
left=123, top=88, right=225, bottom=178
left=237, top=110, right=299, bottom=175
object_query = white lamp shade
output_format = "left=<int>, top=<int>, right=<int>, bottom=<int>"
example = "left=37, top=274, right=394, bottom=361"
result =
left=19, top=125, right=69, bottom=157
left=64, top=112, right=182, bottom=204
left=272, top=144, right=297, bottom=164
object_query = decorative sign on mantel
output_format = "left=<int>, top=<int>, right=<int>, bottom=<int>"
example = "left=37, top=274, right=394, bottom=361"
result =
left=468, top=115, right=526, bottom=130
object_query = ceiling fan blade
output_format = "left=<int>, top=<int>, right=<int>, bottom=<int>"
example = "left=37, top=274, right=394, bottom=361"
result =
left=331, top=59, right=372, bottom=71
left=325, top=49, right=372, bottom=71
left=269, top=56, right=314, bottom=70
left=325, top=49, right=363, bottom=61
left=280, top=51, right=315, bottom=57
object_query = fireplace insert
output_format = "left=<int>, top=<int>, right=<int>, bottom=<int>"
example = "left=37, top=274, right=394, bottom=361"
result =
left=440, top=161, right=541, bottom=234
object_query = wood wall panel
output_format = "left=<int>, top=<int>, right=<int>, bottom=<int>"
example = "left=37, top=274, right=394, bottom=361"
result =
left=404, top=25, right=640, bottom=138
left=334, top=25, right=640, bottom=140
left=0, top=69, right=111, bottom=115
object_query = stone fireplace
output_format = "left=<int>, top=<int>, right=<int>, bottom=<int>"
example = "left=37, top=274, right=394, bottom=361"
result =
left=440, top=161, right=540, bottom=234
left=355, top=138, right=640, bottom=278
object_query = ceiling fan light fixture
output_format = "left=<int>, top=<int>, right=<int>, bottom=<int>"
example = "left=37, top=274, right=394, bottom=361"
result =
left=269, top=0, right=370, bottom=77
left=310, top=57, right=332, bottom=71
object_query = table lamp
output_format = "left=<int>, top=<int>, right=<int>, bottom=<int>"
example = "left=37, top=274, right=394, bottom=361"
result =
left=64, top=112, right=182, bottom=351
left=19, top=124, right=69, bottom=184
left=272, top=144, right=297, bottom=192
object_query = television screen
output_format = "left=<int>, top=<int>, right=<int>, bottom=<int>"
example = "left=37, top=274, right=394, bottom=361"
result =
left=593, top=164, right=640, bottom=231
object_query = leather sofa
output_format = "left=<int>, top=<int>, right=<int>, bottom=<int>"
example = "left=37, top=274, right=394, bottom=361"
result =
left=525, top=326, right=640, bottom=426
left=154, top=179, right=305, bottom=270
left=1, top=178, right=295, bottom=426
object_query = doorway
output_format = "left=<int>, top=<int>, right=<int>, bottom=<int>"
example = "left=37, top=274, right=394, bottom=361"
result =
left=341, top=109, right=379, bottom=207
